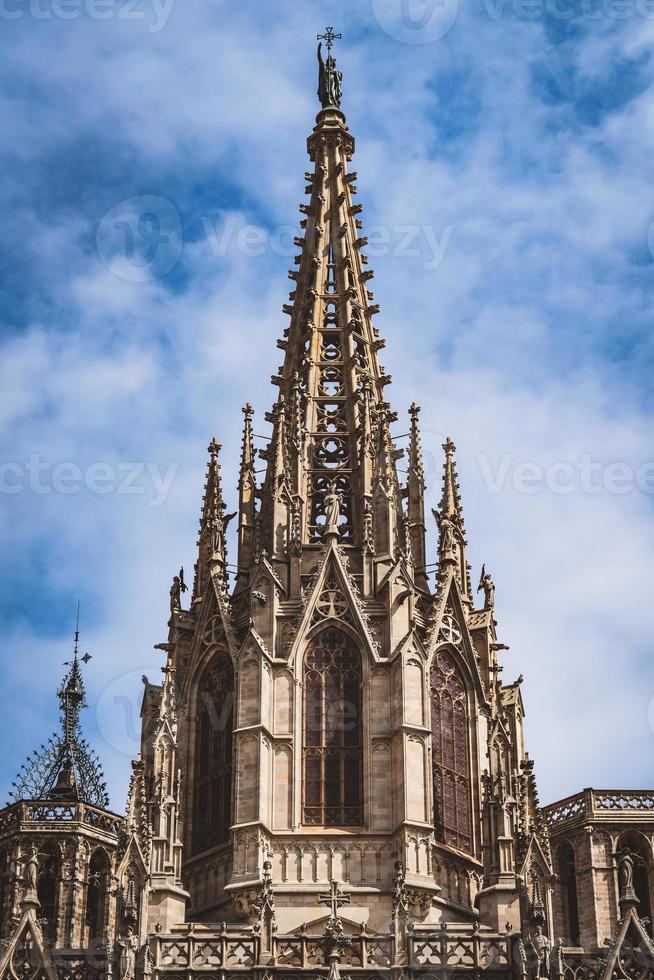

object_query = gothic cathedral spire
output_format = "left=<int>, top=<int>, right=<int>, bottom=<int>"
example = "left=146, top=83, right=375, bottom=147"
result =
left=246, top=48, right=411, bottom=602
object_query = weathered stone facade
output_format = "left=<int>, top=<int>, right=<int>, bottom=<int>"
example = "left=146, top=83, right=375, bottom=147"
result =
left=1, top=34, right=653, bottom=980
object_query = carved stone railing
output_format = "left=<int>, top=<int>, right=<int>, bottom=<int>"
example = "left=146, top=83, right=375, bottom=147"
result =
left=408, top=927, right=512, bottom=972
left=275, top=931, right=394, bottom=969
left=562, top=951, right=606, bottom=980
left=0, top=800, right=123, bottom=838
left=151, top=926, right=513, bottom=975
left=152, top=930, right=259, bottom=972
left=543, top=789, right=654, bottom=829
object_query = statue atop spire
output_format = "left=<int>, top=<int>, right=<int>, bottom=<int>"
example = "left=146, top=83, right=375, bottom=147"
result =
left=317, top=27, right=343, bottom=109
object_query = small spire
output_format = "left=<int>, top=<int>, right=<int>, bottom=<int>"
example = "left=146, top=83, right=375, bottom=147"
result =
left=434, top=438, right=472, bottom=602
left=9, top=609, right=108, bottom=808
left=407, top=404, right=427, bottom=590
left=236, top=404, right=257, bottom=584
left=193, top=438, right=234, bottom=600
left=317, top=27, right=343, bottom=109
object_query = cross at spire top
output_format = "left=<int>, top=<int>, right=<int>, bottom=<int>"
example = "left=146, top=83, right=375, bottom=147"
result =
left=317, top=26, right=341, bottom=52
left=317, top=27, right=343, bottom=110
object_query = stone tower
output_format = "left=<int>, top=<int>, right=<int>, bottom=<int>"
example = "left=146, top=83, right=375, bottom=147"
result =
left=147, top=32, right=552, bottom=940
left=0, top=627, right=151, bottom=980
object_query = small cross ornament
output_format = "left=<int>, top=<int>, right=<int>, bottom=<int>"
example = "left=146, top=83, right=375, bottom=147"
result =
left=317, top=27, right=341, bottom=52
left=318, top=879, right=350, bottom=919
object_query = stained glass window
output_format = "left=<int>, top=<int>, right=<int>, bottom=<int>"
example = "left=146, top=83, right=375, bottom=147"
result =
left=192, top=652, right=234, bottom=854
left=303, top=628, right=362, bottom=826
left=430, top=649, right=471, bottom=852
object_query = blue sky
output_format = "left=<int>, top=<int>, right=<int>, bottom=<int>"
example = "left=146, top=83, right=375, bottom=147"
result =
left=1, top=0, right=653, bottom=811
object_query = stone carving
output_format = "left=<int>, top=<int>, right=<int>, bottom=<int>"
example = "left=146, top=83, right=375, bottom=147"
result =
left=23, top=844, right=39, bottom=894
left=477, top=563, right=495, bottom=610
left=117, top=927, right=139, bottom=980
left=324, top=481, right=343, bottom=536
left=516, top=937, right=528, bottom=979
left=614, top=845, right=644, bottom=909
left=549, top=938, right=565, bottom=979
left=528, top=926, right=550, bottom=978
left=317, top=30, right=343, bottom=109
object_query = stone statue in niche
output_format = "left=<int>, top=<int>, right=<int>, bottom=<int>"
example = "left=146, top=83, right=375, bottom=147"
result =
left=117, top=926, right=139, bottom=980
left=324, top=481, right=343, bottom=536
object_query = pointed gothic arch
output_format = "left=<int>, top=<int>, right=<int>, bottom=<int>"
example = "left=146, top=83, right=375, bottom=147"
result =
left=191, top=649, right=234, bottom=855
left=84, top=848, right=110, bottom=946
left=430, top=646, right=472, bottom=853
left=556, top=840, right=580, bottom=945
left=37, top=843, right=61, bottom=942
left=302, top=626, right=363, bottom=827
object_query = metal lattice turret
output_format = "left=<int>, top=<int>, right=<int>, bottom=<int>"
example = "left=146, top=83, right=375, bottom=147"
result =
left=8, top=614, right=109, bottom=808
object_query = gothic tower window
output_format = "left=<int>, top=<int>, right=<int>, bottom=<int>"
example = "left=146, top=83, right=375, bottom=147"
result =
left=430, top=649, right=472, bottom=852
left=85, top=849, right=109, bottom=945
left=37, top=843, right=60, bottom=941
left=303, top=627, right=363, bottom=826
left=556, top=841, right=580, bottom=945
left=192, top=651, right=234, bottom=855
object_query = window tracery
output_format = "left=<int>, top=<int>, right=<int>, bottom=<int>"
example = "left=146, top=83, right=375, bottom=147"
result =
left=85, top=848, right=109, bottom=943
left=192, top=652, right=234, bottom=855
left=430, top=649, right=472, bottom=852
left=303, top=628, right=362, bottom=826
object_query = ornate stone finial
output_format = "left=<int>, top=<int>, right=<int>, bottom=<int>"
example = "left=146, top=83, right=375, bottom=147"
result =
left=208, top=436, right=221, bottom=457
left=317, top=27, right=343, bottom=109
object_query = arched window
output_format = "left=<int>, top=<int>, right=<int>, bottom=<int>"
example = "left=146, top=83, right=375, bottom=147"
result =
left=85, top=849, right=110, bottom=945
left=430, top=649, right=471, bottom=852
left=192, top=651, right=234, bottom=855
left=557, top=841, right=580, bottom=945
left=37, top=843, right=60, bottom=940
left=303, top=628, right=362, bottom=826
